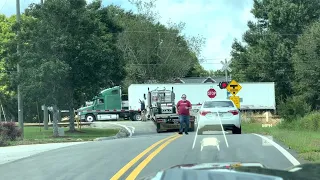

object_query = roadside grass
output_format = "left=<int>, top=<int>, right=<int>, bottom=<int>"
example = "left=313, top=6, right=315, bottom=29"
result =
left=243, top=122, right=320, bottom=163
left=8, top=126, right=119, bottom=146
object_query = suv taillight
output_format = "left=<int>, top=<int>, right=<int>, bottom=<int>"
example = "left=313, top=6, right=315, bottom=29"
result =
left=200, top=111, right=211, bottom=116
left=228, top=110, right=238, bottom=115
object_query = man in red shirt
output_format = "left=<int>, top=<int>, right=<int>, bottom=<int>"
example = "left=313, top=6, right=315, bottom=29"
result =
left=176, top=94, right=192, bottom=135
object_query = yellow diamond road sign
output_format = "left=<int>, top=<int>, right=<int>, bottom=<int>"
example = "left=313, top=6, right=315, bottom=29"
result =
left=229, top=96, right=240, bottom=109
left=226, top=80, right=242, bottom=96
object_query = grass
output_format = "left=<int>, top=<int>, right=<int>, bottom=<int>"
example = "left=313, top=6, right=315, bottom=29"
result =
left=7, top=126, right=119, bottom=146
left=243, top=122, right=320, bottom=162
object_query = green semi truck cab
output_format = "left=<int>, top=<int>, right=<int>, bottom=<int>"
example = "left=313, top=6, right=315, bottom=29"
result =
left=77, top=86, right=140, bottom=122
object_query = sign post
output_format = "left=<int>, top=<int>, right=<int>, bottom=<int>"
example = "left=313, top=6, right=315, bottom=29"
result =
left=221, top=59, right=232, bottom=98
left=207, top=88, right=216, bottom=99
left=226, top=80, right=242, bottom=109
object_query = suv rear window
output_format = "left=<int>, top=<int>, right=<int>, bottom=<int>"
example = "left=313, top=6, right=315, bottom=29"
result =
left=203, top=101, right=234, bottom=108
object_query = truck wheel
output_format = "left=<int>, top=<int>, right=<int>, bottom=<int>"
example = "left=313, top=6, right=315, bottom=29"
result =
left=156, top=123, right=161, bottom=133
left=133, top=114, right=142, bottom=121
left=85, top=114, right=95, bottom=122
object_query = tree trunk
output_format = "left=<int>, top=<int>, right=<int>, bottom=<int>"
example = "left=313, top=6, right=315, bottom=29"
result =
left=43, top=105, right=48, bottom=130
left=52, top=104, right=59, bottom=137
left=69, top=106, right=76, bottom=132
left=69, top=97, right=76, bottom=132
left=58, top=109, right=61, bottom=122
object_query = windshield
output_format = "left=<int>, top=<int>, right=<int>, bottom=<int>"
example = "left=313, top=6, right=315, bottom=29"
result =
left=203, top=101, right=235, bottom=108
left=1, top=1, right=319, bottom=180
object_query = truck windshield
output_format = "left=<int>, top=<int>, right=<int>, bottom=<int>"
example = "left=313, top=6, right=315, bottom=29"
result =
left=122, top=94, right=128, bottom=101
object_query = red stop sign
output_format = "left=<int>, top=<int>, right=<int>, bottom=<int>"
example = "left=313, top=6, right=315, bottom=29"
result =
left=207, top=88, right=216, bottom=98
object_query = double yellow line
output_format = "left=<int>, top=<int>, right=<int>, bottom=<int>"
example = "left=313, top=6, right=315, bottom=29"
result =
left=110, top=134, right=182, bottom=180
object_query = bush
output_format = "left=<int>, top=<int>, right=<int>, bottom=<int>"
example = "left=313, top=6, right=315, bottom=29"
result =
left=278, top=96, right=311, bottom=122
left=278, top=111, right=320, bottom=131
left=0, top=122, right=22, bottom=146
left=297, top=111, right=320, bottom=131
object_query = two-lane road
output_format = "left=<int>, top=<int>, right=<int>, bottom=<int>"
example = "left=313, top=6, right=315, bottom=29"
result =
left=0, top=132, right=300, bottom=180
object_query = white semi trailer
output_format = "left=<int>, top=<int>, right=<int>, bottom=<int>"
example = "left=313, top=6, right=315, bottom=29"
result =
left=128, top=82, right=276, bottom=112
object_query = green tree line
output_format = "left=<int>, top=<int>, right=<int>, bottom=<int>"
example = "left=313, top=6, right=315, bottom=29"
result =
left=0, top=0, right=211, bottom=126
left=230, top=0, right=320, bottom=120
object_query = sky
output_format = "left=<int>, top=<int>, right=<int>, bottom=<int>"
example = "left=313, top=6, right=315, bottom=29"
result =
left=0, top=0, right=255, bottom=71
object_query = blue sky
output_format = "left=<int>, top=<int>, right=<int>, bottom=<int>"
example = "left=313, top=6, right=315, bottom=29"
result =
left=0, top=0, right=255, bottom=71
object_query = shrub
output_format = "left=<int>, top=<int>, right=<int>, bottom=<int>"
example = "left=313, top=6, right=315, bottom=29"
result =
left=278, top=96, right=311, bottom=122
left=0, top=122, right=22, bottom=146
left=278, top=111, right=320, bottom=131
left=297, top=111, right=320, bottom=131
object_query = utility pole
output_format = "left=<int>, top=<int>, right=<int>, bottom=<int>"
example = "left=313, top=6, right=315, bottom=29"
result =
left=16, top=0, right=24, bottom=138
left=41, top=0, right=44, bottom=4
left=225, top=65, right=228, bottom=82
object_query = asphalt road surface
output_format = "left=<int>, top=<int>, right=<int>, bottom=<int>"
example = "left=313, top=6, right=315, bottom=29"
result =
left=0, top=132, right=301, bottom=180
left=91, top=121, right=157, bottom=135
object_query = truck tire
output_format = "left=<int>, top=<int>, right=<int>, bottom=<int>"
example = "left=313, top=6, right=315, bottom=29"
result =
left=133, top=114, right=142, bottom=121
left=85, top=114, right=95, bottom=122
left=156, top=123, right=161, bottom=133
left=130, top=113, right=141, bottom=121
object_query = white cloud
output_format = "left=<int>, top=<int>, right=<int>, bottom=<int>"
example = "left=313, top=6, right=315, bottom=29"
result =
left=0, top=0, right=255, bottom=71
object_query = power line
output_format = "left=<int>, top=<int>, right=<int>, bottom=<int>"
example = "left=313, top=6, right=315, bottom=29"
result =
left=0, top=0, right=7, bottom=12
left=128, top=61, right=320, bottom=65
left=200, top=61, right=319, bottom=64
left=92, top=30, right=307, bottom=36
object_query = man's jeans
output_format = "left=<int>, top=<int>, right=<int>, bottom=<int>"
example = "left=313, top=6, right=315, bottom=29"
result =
left=179, top=115, right=190, bottom=133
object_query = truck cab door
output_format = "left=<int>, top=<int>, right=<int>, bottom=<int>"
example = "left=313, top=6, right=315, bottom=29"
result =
left=95, top=98, right=105, bottom=110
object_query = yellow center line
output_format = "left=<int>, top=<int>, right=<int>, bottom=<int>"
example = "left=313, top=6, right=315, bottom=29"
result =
left=110, top=134, right=179, bottom=180
left=125, top=134, right=182, bottom=180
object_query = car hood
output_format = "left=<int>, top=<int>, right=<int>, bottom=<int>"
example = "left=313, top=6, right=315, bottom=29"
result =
left=169, top=162, right=265, bottom=169
left=138, top=162, right=266, bottom=180
left=138, top=162, right=320, bottom=180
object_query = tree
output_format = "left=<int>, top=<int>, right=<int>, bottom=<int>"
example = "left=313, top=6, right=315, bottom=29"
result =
left=0, top=14, right=18, bottom=121
left=230, top=0, right=320, bottom=103
left=17, top=0, right=125, bottom=133
left=185, top=62, right=209, bottom=77
left=107, top=0, right=205, bottom=86
left=292, top=21, right=320, bottom=109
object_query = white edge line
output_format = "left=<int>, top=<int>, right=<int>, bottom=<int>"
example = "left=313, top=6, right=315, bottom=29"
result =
left=126, top=126, right=135, bottom=134
left=105, top=122, right=133, bottom=137
left=217, top=111, right=229, bottom=148
left=252, top=133, right=300, bottom=166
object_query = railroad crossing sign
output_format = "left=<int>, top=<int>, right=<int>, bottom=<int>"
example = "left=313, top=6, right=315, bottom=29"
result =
left=207, top=88, right=217, bottom=99
left=221, top=59, right=232, bottom=72
left=229, top=96, right=240, bottom=109
left=226, top=80, right=242, bottom=96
